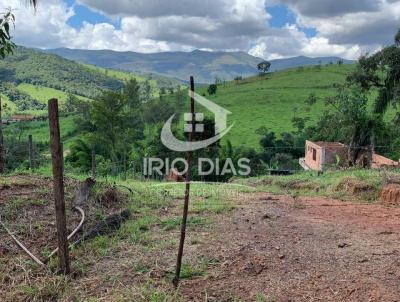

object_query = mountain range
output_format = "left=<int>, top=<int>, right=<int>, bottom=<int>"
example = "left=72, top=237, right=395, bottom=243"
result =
left=44, top=48, right=354, bottom=84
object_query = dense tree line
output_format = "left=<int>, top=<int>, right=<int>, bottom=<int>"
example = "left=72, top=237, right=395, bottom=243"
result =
left=0, top=82, right=45, bottom=111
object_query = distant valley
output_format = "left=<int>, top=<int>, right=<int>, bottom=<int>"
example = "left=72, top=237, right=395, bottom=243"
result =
left=44, top=48, right=354, bottom=83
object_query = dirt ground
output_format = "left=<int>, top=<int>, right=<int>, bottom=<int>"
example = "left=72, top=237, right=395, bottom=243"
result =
left=180, top=193, right=400, bottom=301
left=1, top=175, right=400, bottom=301
left=0, top=175, right=127, bottom=263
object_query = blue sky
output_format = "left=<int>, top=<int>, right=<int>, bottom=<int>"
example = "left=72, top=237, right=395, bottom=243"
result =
left=65, top=0, right=121, bottom=29
left=64, top=0, right=317, bottom=38
left=266, top=4, right=317, bottom=38
left=7, top=0, right=400, bottom=59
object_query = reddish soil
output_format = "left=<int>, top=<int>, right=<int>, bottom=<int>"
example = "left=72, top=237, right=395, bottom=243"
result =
left=2, top=176, right=400, bottom=301
left=380, top=184, right=400, bottom=205
left=180, top=193, right=400, bottom=301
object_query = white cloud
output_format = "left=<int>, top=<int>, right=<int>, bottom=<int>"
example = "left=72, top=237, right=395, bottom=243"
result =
left=249, top=25, right=362, bottom=60
left=2, top=0, right=399, bottom=60
left=287, top=0, right=400, bottom=46
left=280, top=0, right=382, bottom=17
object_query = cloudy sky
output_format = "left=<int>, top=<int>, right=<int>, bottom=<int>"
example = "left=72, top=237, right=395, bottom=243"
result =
left=2, top=0, right=400, bottom=59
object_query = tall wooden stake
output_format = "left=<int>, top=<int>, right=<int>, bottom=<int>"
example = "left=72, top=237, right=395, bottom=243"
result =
left=173, top=76, right=195, bottom=287
left=28, top=134, right=33, bottom=171
left=48, top=99, right=70, bottom=274
left=0, top=96, right=4, bottom=174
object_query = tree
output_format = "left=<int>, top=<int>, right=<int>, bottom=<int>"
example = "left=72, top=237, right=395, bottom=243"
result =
left=347, top=32, right=400, bottom=116
left=207, top=84, right=217, bottom=95
left=234, top=76, right=242, bottom=85
left=0, top=10, right=15, bottom=59
left=0, top=1, right=37, bottom=58
left=139, top=80, right=152, bottom=104
left=324, top=86, right=376, bottom=165
left=257, top=61, right=271, bottom=75
left=0, top=0, right=37, bottom=173
left=143, top=96, right=175, bottom=124
left=395, top=28, right=400, bottom=46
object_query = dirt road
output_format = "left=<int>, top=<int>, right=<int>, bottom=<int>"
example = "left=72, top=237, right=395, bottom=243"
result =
left=181, top=193, right=400, bottom=301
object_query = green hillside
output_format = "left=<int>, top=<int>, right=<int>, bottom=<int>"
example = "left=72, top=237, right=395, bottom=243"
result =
left=0, top=46, right=123, bottom=98
left=0, top=46, right=167, bottom=117
left=4, top=63, right=358, bottom=152
left=81, top=63, right=182, bottom=91
left=17, top=84, right=92, bottom=104
left=169, top=64, right=357, bottom=148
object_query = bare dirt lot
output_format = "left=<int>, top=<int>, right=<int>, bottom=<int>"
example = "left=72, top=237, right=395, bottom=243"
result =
left=1, top=175, right=400, bottom=301
left=181, top=193, right=400, bottom=301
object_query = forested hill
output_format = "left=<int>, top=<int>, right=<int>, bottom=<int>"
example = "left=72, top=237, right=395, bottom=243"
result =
left=0, top=46, right=124, bottom=99
left=44, top=47, right=354, bottom=83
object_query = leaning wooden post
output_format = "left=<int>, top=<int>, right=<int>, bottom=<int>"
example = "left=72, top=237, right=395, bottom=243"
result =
left=28, top=134, right=34, bottom=171
left=173, top=76, right=195, bottom=287
left=48, top=99, right=70, bottom=274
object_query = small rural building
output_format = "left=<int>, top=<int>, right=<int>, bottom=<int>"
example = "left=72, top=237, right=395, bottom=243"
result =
left=300, top=140, right=400, bottom=171
left=300, top=140, right=347, bottom=171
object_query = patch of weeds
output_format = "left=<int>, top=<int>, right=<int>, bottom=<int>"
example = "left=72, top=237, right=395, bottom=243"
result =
left=137, top=282, right=182, bottom=302
left=152, top=237, right=177, bottom=251
left=117, top=215, right=158, bottom=245
left=33, top=222, right=45, bottom=232
left=14, top=275, right=68, bottom=302
left=93, top=208, right=107, bottom=221
left=84, top=235, right=115, bottom=257
left=103, top=271, right=123, bottom=285
left=41, top=246, right=51, bottom=258
left=179, top=262, right=207, bottom=279
left=133, top=189, right=174, bottom=210
left=71, top=259, right=91, bottom=277
left=256, top=293, right=277, bottom=302
left=161, top=216, right=208, bottom=231
left=133, top=261, right=151, bottom=274
left=191, top=196, right=235, bottom=214
left=166, top=258, right=209, bottom=281
left=3, top=197, right=26, bottom=218
left=36, top=187, right=49, bottom=195
left=30, top=199, right=47, bottom=206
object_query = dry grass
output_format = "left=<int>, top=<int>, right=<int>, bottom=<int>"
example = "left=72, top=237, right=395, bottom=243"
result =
left=0, top=175, right=237, bottom=301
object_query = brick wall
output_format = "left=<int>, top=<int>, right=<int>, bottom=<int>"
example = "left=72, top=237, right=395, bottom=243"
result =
left=304, top=141, right=324, bottom=171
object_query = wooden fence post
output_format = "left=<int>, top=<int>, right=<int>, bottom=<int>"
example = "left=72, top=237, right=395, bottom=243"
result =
left=0, top=96, right=4, bottom=174
left=28, top=134, right=33, bottom=171
left=48, top=98, right=70, bottom=274
left=173, top=76, right=195, bottom=287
